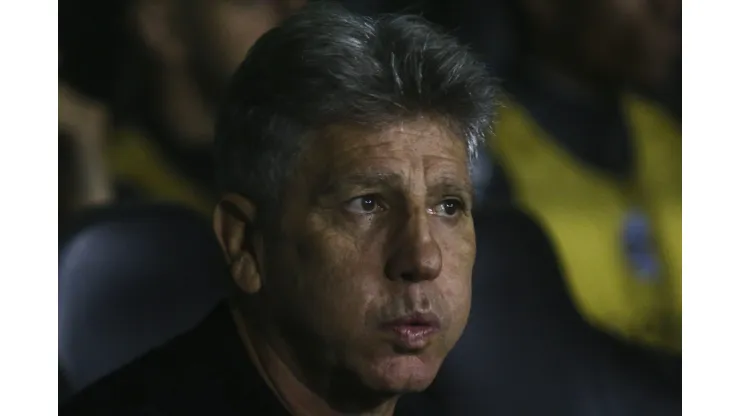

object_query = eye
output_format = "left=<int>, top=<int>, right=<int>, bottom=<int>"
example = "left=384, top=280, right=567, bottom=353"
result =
left=430, top=199, right=464, bottom=217
left=345, top=195, right=386, bottom=215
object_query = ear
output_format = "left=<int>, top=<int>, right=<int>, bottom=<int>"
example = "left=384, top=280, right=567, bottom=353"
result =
left=132, top=0, right=186, bottom=66
left=213, top=194, right=264, bottom=295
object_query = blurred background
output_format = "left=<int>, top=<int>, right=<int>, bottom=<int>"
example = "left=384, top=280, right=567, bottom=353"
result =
left=59, top=0, right=681, bottom=414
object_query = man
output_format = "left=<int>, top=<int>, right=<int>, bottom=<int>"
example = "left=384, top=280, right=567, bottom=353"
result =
left=61, top=4, right=495, bottom=415
left=60, top=0, right=305, bottom=215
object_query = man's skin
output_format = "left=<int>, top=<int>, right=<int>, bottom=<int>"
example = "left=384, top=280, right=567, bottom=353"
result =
left=214, top=117, right=476, bottom=415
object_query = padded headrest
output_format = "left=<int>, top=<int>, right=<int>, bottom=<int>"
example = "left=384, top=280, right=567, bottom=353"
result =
left=59, top=204, right=228, bottom=392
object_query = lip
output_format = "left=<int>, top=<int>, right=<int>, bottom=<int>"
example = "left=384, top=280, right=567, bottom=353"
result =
left=381, top=312, right=441, bottom=351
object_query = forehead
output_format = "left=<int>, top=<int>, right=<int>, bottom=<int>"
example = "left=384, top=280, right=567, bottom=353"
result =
left=311, top=119, right=470, bottom=170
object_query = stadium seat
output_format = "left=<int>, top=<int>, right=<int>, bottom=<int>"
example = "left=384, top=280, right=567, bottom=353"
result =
left=58, top=204, right=228, bottom=394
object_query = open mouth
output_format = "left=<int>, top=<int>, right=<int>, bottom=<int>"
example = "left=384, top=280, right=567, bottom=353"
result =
left=382, top=313, right=441, bottom=351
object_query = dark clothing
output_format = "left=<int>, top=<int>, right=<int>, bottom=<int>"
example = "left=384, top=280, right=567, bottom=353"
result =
left=61, top=303, right=289, bottom=416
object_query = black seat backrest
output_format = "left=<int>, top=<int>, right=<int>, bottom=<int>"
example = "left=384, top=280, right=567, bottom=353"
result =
left=58, top=204, right=228, bottom=394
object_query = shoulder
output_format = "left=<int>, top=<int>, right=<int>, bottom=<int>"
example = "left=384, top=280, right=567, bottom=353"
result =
left=60, top=304, right=246, bottom=415
left=60, top=334, right=200, bottom=415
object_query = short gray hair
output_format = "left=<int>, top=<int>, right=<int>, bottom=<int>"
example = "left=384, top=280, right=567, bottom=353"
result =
left=215, top=3, right=497, bottom=217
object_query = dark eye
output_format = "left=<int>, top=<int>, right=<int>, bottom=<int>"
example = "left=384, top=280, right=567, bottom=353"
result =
left=346, top=195, right=385, bottom=214
left=430, top=199, right=463, bottom=217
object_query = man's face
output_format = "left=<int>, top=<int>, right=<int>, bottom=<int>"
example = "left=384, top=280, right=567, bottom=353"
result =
left=264, top=119, right=475, bottom=394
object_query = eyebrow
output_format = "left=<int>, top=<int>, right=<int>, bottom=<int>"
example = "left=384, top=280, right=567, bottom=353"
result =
left=320, top=172, right=406, bottom=195
left=319, top=170, right=472, bottom=200
left=427, top=176, right=474, bottom=201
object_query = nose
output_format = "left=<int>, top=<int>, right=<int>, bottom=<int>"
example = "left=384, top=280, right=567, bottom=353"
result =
left=385, top=210, right=443, bottom=283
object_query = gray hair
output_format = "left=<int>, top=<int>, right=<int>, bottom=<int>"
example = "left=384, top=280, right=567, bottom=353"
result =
left=214, top=3, right=497, bottom=219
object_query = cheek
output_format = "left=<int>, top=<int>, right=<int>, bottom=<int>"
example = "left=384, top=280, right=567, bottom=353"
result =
left=438, top=232, right=475, bottom=328
left=291, top=226, right=384, bottom=331
left=437, top=277, right=472, bottom=355
left=439, top=272, right=472, bottom=324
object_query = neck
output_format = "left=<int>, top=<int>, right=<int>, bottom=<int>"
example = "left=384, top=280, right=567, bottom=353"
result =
left=230, top=305, right=398, bottom=416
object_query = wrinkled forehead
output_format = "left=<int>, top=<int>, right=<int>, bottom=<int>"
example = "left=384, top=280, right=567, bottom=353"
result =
left=286, top=118, right=473, bottom=195
left=311, top=119, right=470, bottom=171
left=331, top=118, right=467, bottom=155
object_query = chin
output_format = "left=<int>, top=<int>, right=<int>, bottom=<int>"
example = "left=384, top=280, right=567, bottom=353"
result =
left=363, top=354, right=441, bottom=394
